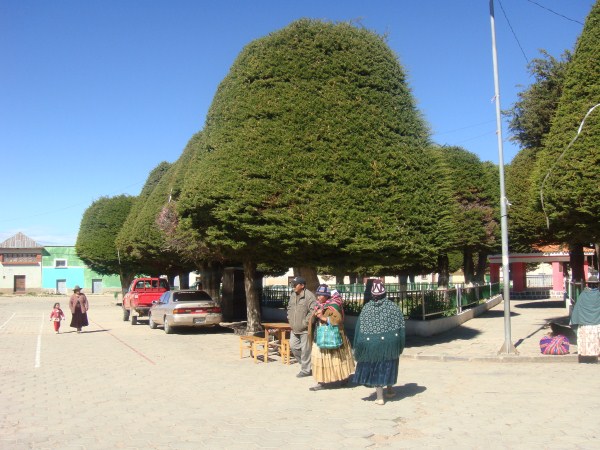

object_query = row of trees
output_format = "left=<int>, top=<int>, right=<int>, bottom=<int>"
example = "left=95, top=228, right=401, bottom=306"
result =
left=75, top=5, right=600, bottom=330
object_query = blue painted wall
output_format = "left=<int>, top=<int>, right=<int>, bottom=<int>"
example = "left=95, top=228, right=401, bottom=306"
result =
left=42, top=246, right=120, bottom=292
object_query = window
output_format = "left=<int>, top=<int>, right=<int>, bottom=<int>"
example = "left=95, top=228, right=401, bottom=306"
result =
left=159, top=292, right=169, bottom=304
left=55, top=259, right=67, bottom=268
left=3, top=253, right=37, bottom=263
left=173, top=291, right=213, bottom=302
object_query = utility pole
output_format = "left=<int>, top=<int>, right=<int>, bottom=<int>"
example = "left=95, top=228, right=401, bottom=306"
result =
left=489, top=0, right=517, bottom=354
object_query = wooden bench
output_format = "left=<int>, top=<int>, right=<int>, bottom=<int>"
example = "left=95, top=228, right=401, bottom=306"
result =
left=239, top=335, right=269, bottom=363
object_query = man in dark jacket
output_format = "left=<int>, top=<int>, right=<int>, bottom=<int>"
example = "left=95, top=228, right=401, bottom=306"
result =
left=287, top=276, right=317, bottom=377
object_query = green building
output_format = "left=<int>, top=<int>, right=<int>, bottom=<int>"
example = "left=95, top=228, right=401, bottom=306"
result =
left=42, top=246, right=121, bottom=294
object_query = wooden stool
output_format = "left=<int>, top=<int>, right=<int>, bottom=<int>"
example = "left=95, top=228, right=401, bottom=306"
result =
left=279, top=330, right=291, bottom=364
left=280, top=339, right=291, bottom=364
left=239, top=335, right=269, bottom=363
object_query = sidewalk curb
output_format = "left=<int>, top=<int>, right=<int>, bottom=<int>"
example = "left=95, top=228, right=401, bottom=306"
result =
left=402, top=353, right=578, bottom=363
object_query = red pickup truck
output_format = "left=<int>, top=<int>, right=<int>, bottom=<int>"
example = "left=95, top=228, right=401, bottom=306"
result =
left=122, top=277, right=170, bottom=325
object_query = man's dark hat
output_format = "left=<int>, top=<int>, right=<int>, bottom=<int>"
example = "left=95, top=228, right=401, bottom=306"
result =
left=291, top=276, right=306, bottom=286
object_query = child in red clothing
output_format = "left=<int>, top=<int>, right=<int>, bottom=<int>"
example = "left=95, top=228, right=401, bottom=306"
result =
left=50, top=302, right=65, bottom=333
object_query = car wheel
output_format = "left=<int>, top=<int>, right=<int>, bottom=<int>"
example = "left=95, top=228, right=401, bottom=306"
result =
left=122, top=307, right=130, bottom=321
left=131, top=315, right=137, bottom=325
left=164, top=317, right=173, bottom=334
left=148, top=313, right=157, bottom=329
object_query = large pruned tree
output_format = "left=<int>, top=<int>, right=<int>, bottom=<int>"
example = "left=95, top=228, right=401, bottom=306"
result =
left=503, top=51, right=572, bottom=253
left=177, top=19, right=452, bottom=331
left=431, top=146, right=500, bottom=285
left=147, top=131, right=226, bottom=296
left=505, top=147, right=553, bottom=252
left=532, top=2, right=600, bottom=280
left=76, top=195, right=137, bottom=293
left=115, top=161, right=176, bottom=278
left=504, top=50, right=572, bottom=150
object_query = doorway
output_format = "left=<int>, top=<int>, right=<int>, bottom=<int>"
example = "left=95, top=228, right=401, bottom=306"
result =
left=92, top=279, right=102, bottom=294
left=56, top=279, right=67, bottom=295
left=14, top=275, right=26, bottom=293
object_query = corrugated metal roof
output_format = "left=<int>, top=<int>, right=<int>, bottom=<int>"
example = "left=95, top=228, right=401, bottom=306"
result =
left=0, top=232, right=42, bottom=249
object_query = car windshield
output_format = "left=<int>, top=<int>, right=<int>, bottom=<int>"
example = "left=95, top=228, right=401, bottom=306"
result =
left=173, top=291, right=212, bottom=302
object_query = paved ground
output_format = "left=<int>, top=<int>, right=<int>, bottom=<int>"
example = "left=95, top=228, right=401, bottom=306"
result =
left=0, top=295, right=598, bottom=449
left=403, top=298, right=578, bottom=362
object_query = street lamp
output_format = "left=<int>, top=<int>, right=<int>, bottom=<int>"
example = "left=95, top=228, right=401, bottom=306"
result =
left=489, top=0, right=517, bottom=354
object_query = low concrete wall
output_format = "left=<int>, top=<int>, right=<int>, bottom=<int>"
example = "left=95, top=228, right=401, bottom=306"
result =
left=262, top=294, right=503, bottom=338
left=406, top=294, right=502, bottom=337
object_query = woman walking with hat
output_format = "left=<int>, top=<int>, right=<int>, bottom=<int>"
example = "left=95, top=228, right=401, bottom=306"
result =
left=353, top=280, right=405, bottom=405
left=69, top=285, right=89, bottom=333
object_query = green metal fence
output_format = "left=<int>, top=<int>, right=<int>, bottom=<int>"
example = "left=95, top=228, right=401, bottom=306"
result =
left=262, top=282, right=502, bottom=320
left=566, top=281, right=585, bottom=305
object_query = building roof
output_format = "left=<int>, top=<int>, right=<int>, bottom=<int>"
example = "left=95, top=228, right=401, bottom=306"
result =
left=489, top=247, right=595, bottom=264
left=0, top=232, right=43, bottom=249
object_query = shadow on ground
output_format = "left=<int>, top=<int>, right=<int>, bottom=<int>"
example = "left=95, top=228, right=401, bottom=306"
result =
left=475, top=309, right=520, bottom=318
left=514, top=300, right=565, bottom=309
left=140, top=323, right=234, bottom=335
left=406, top=325, right=481, bottom=348
left=361, top=382, right=426, bottom=403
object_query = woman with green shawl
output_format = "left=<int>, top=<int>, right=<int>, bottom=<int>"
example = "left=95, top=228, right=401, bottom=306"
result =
left=571, top=275, right=600, bottom=363
left=353, top=280, right=405, bottom=405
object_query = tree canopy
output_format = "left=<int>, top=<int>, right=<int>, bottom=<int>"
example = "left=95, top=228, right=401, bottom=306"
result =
left=504, top=50, right=572, bottom=150
left=431, top=146, right=499, bottom=282
left=115, top=161, right=174, bottom=275
left=533, top=2, right=600, bottom=244
left=76, top=194, right=137, bottom=288
left=177, top=19, right=453, bottom=274
left=505, top=147, right=552, bottom=252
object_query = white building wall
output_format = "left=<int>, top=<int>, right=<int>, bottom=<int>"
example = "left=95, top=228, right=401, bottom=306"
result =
left=0, top=265, right=42, bottom=292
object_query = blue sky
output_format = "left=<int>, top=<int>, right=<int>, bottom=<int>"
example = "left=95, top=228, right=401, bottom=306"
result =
left=0, top=0, right=594, bottom=245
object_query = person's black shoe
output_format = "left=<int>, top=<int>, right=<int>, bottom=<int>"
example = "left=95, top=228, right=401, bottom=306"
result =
left=309, top=383, right=324, bottom=391
left=296, top=371, right=311, bottom=378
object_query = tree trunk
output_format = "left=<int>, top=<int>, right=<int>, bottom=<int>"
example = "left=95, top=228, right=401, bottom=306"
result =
left=167, top=274, right=176, bottom=289
left=293, top=266, right=319, bottom=293
left=473, top=251, right=488, bottom=284
left=244, top=259, right=262, bottom=333
left=199, top=262, right=223, bottom=300
left=398, top=272, right=408, bottom=291
left=463, top=248, right=474, bottom=285
left=179, top=271, right=190, bottom=289
left=569, top=243, right=585, bottom=282
left=437, top=254, right=450, bottom=288
left=348, top=273, right=358, bottom=284
left=120, top=271, right=136, bottom=297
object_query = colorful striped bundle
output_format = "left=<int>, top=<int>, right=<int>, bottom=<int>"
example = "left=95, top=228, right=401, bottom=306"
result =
left=539, top=335, right=570, bottom=355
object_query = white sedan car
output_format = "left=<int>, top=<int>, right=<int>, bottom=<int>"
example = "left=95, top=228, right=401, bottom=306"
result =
left=148, top=289, right=223, bottom=334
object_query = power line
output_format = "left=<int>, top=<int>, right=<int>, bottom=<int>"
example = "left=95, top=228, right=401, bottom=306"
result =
left=540, top=103, right=600, bottom=229
left=497, top=0, right=529, bottom=65
left=525, top=0, right=584, bottom=25
left=0, top=179, right=146, bottom=225
left=435, top=119, right=496, bottom=136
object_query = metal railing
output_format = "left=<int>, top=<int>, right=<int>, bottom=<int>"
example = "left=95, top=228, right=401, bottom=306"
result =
left=262, top=282, right=501, bottom=321
left=526, top=274, right=553, bottom=288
